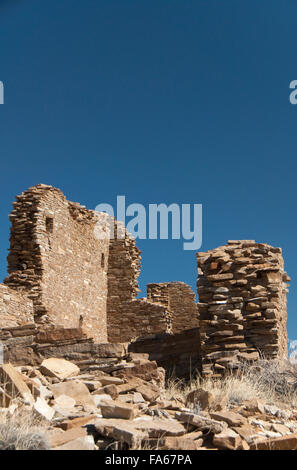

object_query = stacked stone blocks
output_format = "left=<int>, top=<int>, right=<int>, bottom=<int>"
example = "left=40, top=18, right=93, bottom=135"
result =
left=197, top=240, right=290, bottom=377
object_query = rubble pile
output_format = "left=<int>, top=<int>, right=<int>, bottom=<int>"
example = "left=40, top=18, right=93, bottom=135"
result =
left=1, top=357, right=297, bottom=450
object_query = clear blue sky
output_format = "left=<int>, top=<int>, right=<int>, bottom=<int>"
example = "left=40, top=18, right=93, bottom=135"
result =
left=0, top=1, right=297, bottom=339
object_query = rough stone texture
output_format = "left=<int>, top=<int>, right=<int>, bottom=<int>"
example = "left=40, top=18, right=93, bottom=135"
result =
left=100, top=399, right=136, bottom=420
left=197, top=240, right=290, bottom=377
left=40, top=358, right=80, bottom=381
left=128, top=328, right=201, bottom=379
left=0, top=186, right=290, bottom=380
left=0, top=363, right=35, bottom=405
left=106, top=221, right=172, bottom=342
left=250, top=433, right=297, bottom=450
left=0, top=284, right=34, bottom=328
left=212, top=428, right=242, bottom=450
left=3, top=185, right=110, bottom=342
left=186, top=388, right=215, bottom=410
left=0, top=185, right=188, bottom=349
left=3, top=358, right=297, bottom=451
left=147, top=282, right=199, bottom=333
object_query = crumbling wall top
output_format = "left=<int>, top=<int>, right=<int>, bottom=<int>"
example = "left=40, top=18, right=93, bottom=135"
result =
left=197, top=240, right=290, bottom=377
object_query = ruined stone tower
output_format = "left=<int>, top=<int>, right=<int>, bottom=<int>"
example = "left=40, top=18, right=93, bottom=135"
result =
left=197, top=240, right=290, bottom=377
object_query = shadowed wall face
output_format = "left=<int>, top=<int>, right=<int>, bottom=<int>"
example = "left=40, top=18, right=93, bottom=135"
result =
left=147, top=282, right=199, bottom=333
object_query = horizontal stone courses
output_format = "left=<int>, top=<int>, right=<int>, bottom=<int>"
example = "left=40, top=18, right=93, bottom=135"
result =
left=0, top=186, right=290, bottom=384
left=197, top=240, right=289, bottom=377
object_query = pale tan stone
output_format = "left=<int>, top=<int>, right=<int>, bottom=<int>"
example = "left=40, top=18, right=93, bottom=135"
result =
left=210, top=411, right=246, bottom=427
left=213, top=428, right=242, bottom=450
left=100, top=399, right=136, bottom=420
left=40, top=358, right=80, bottom=381
left=51, top=380, right=96, bottom=408
left=0, top=364, right=34, bottom=405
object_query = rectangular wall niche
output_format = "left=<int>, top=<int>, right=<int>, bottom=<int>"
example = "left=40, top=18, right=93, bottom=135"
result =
left=45, top=217, right=54, bottom=234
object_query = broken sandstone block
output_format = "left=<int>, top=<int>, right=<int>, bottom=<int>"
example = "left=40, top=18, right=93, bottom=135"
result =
left=100, top=399, right=136, bottom=420
left=131, top=418, right=186, bottom=438
left=210, top=411, right=246, bottom=427
left=250, top=433, right=297, bottom=450
left=93, top=384, right=118, bottom=400
left=54, top=435, right=97, bottom=451
left=186, top=388, right=215, bottom=410
left=175, top=411, right=226, bottom=434
left=54, top=394, right=76, bottom=409
left=161, top=436, right=203, bottom=450
left=34, top=397, right=55, bottom=421
left=213, top=428, right=242, bottom=450
left=113, top=360, right=164, bottom=387
left=99, top=376, right=124, bottom=386
left=0, top=363, right=34, bottom=406
left=94, top=418, right=146, bottom=447
left=136, top=383, right=160, bottom=403
left=40, top=358, right=80, bottom=381
left=59, top=415, right=97, bottom=431
left=50, top=380, right=96, bottom=408
left=243, top=399, right=265, bottom=415
left=49, top=426, right=89, bottom=448
left=94, top=417, right=186, bottom=446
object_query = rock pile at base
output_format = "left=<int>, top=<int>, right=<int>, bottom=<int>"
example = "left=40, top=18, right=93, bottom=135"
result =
left=1, top=357, right=297, bottom=450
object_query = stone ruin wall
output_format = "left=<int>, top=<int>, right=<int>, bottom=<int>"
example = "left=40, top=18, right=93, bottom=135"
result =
left=129, top=327, right=201, bottom=379
left=106, top=222, right=172, bottom=343
left=0, top=185, right=178, bottom=347
left=4, top=185, right=110, bottom=343
left=197, top=240, right=290, bottom=378
left=147, top=282, right=199, bottom=334
left=0, top=185, right=290, bottom=380
left=113, top=281, right=200, bottom=376
left=106, top=237, right=199, bottom=342
left=0, top=285, right=33, bottom=329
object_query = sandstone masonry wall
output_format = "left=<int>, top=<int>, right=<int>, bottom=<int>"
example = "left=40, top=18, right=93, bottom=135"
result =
left=106, top=222, right=172, bottom=342
left=4, top=185, right=110, bottom=342
left=147, top=282, right=199, bottom=333
left=197, top=240, right=290, bottom=378
left=128, top=328, right=201, bottom=379
left=1, top=185, right=177, bottom=347
left=0, top=186, right=290, bottom=380
left=0, top=285, right=34, bottom=328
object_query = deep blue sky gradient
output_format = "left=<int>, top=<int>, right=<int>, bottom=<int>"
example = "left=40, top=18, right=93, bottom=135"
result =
left=0, top=1, right=297, bottom=338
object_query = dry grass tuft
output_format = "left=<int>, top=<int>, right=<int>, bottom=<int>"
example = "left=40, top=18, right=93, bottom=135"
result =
left=0, top=407, right=50, bottom=450
left=163, top=359, right=297, bottom=410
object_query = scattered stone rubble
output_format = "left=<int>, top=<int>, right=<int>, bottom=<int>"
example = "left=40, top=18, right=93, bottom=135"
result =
left=1, top=357, right=297, bottom=450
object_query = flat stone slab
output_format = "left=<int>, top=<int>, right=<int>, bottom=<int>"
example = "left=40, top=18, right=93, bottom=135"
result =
left=40, top=358, right=80, bottom=381
left=51, top=380, right=96, bottom=408
left=94, top=418, right=146, bottom=447
left=100, top=399, right=136, bottom=420
left=210, top=411, right=246, bottom=427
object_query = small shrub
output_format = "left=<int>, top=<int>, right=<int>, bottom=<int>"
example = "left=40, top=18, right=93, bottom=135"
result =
left=164, top=359, right=297, bottom=410
left=0, top=409, right=50, bottom=450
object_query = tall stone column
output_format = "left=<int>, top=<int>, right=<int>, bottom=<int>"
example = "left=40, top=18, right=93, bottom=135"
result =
left=197, top=240, right=290, bottom=378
